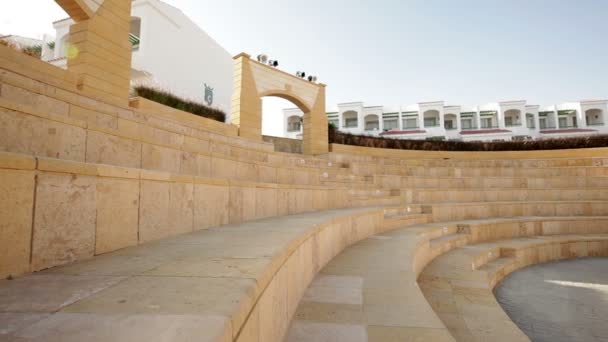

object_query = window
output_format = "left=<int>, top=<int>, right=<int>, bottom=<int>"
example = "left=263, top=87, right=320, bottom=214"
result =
left=539, top=118, right=547, bottom=129
left=383, top=119, right=398, bottom=130
left=344, top=118, right=358, bottom=128
left=365, top=122, right=379, bottom=131
left=444, top=120, right=454, bottom=129
left=481, top=118, right=493, bottom=128
left=342, top=111, right=358, bottom=128
left=424, top=118, right=437, bottom=127
left=461, top=118, right=473, bottom=129
left=572, top=117, right=577, bottom=127
left=287, top=118, right=301, bottom=132
left=505, top=116, right=513, bottom=126
left=558, top=117, right=567, bottom=128
left=527, top=117, right=535, bottom=128
left=404, top=118, right=418, bottom=129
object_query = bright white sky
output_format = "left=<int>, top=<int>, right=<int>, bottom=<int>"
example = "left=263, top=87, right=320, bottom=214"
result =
left=2, top=0, right=607, bottom=137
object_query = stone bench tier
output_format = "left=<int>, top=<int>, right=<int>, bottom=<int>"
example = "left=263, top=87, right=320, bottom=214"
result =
left=0, top=151, right=402, bottom=279
left=0, top=207, right=395, bottom=342
left=287, top=215, right=608, bottom=341
left=419, top=234, right=608, bottom=342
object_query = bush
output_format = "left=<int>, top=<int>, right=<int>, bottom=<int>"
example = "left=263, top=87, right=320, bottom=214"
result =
left=133, top=85, right=226, bottom=123
left=328, top=126, right=608, bottom=151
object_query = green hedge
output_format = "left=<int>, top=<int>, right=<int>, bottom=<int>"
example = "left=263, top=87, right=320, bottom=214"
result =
left=134, top=85, right=226, bottom=123
left=328, top=126, right=608, bottom=151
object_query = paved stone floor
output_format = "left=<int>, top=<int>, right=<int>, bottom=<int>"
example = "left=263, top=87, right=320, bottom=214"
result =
left=495, top=257, right=608, bottom=342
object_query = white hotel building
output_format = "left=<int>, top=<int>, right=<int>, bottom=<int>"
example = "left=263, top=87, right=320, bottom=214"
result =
left=283, top=100, right=608, bottom=141
left=45, top=0, right=233, bottom=114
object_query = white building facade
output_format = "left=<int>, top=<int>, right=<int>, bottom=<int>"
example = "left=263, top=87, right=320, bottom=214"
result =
left=283, top=100, right=608, bottom=141
left=47, top=0, right=233, bottom=115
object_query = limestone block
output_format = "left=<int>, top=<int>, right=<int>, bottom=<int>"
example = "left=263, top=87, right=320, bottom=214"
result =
left=229, top=186, right=256, bottom=224
left=0, top=83, right=69, bottom=118
left=296, top=189, right=313, bottom=213
left=194, top=184, right=229, bottom=230
left=141, top=143, right=181, bottom=174
left=276, top=188, right=290, bottom=217
left=180, top=152, right=211, bottom=177
left=32, top=173, right=97, bottom=271
left=70, top=105, right=117, bottom=130
left=95, top=178, right=139, bottom=255
left=85, top=130, right=141, bottom=168
left=313, top=190, right=329, bottom=211
left=258, top=266, right=289, bottom=342
left=0, top=170, right=35, bottom=278
left=212, top=157, right=238, bottom=180
left=257, top=165, right=277, bottom=184
left=236, top=161, right=257, bottom=182
left=255, top=188, right=277, bottom=220
left=277, top=168, right=294, bottom=184
left=0, top=108, right=86, bottom=161
left=169, top=182, right=194, bottom=235
left=138, top=180, right=170, bottom=243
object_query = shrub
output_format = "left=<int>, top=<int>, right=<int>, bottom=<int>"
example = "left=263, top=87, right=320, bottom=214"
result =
left=133, top=85, right=226, bottom=123
left=328, top=127, right=608, bottom=151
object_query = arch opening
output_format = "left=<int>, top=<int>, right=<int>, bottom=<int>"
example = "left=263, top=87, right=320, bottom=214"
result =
left=444, top=113, right=457, bottom=130
left=343, top=111, right=359, bottom=129
left=586, top=109, right=604, bottom=126
left=423, top=110, right=440, bottom=128
left=364, top=114, right=380, bottom=131
left=504, top=109, right=522, bottom=127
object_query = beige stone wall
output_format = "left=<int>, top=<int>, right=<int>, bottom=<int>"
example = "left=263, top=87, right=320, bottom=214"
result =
left=331, top=143, right=608, bottom=160
left=0, top=151, right=369, bottom=278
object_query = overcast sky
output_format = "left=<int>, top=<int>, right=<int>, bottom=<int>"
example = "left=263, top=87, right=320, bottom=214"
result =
left=2, top=0, right=607, bottom=136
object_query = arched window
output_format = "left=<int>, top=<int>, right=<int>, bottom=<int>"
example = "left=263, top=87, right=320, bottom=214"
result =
left=423, top=110, right=440, bottom=127
left=364, top=114, right=380, bottom=131
left=444, top=113, right=457, bottom=130
left=504, top=109, right=521, bottom=127
left=342, top=111, right=358, bottom=128
left=586, top=109, right=604, bottom=126
left=287, top=115, right=302, bottom=132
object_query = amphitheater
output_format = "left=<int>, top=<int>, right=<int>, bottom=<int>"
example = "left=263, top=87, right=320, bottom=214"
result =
left=2, top=1, right=608, bottom=341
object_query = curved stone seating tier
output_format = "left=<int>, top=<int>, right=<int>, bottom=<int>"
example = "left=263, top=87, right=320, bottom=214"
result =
left=419, top=235, right=608, bottom=342
left=0, top=207, right=394, bottom=342
left=0, top=151, right=401, bottom=279
left=423, top=201, right=608, bottom=222
left=406, top=188, right=608, bottom=203
left=328, top=148, right=608, bottom=166
left=399, top=175, right=608, bottom=189
left=287, top=216, right=608, bottom=342
left=0, top=67, right=354, bottom=189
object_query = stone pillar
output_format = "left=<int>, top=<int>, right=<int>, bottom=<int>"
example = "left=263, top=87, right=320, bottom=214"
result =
left=59, top=0, right=133, bottom=104
left=231, top=53, right=262, bottom=140
left=303, top=84, right=329, bottom=155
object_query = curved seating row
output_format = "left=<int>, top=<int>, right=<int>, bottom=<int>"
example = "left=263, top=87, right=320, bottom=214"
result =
left=287, top=214, right=608, bottom=342
left=0, top=207, right=390, bottom=341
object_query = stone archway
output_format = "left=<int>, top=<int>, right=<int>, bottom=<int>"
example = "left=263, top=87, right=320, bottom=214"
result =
left=231, top=53, right=328, bottom=155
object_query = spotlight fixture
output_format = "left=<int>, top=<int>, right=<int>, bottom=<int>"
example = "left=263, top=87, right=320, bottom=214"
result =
left=307, top=75, right=317, bottom=82
left=268, top=60, right=279, bottom=67
left=257, top=54, right=268, bottom=63
left=296, top=71, right=306, bottom=78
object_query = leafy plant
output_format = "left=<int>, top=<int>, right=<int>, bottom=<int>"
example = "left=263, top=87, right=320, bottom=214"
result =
left=133, top=85, right=226, bottom=123
left=22, top=45, right=42, bottom=58
left=329, top=130, right=608, bottom=151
